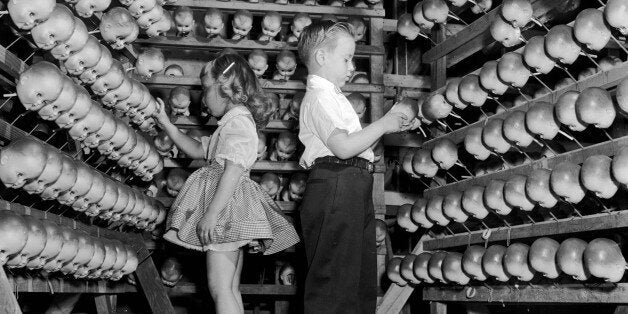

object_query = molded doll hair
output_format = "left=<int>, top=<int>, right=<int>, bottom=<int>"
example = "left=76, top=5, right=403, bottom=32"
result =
left=209, top=54, right=275, bottom=127
left=297, top=21, right=355, bottom=67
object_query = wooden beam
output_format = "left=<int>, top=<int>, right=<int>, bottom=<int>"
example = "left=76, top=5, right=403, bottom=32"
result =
left=133, top=241, right=176, bottom=314
left=424, top=283, right=628, bottom=304
left=383, top=74, right=431, bottom=90
left=95, top=295, right=118, bottom=314
left=169, top=283, right=297, bottom=296
left=0, top=267, right=22, bottom=314
left=6, top=275, right=136, bottom=294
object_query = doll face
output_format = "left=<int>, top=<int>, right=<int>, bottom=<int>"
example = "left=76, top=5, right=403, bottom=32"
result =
left=166, top=170, right=187, bottom=196
left=164, top=65, right=184, bottom=77
left=204, top=12, right=224, bottom=37
left=23, top=150, right=63, bottom=195
left=131, top=142, right=152, bottom=170
left=262, top=13, right=282, bottom=37
left=64, top=36, right=103, bottom=76
left=291, top=16, right=312, bottom=38
left=55, top=88, right=93, bottom=128
left=75, top=0, right=112, bottom=18
left=121, top=138, right=147, bottom=168
left=57, top=163, right=94, bottom=205
left=86, top=178, right=119, bottom=216
left=135, top=150, right=160, bottom=178
left=349, top=18, right=366, bottom=41
left=276, top=56, right=297, bottom=77
left=232, top=13, right=253, bottom=38
left=43, top=227, right=78, bottom=272
left=175, top=9, right=195, bottom=35
left=169, top=88, right=191, bottom=111
left=249, top=54, right=269, bottom=77
left=79, top=46, right=113, bottom=84
left=97, top=120, right=127, bottom=156
left=41, top=155, right=77, bottom=200
left=102, top=77, right=133, bottom=107
left=5, top=216, right=46, bottom=269
left=17, top=61, right=64, bottom=111
left=91, top=61, right=125, bottom=96
left=133, top=98, right=157, bottom=124
left=110, top=184, right=130, bottom=219
left=100, top=7, right=140, bottom=50
left=136, top=50, right=165, bottom=78
left=154, top=132, right=174, bottom=154
left=288, top=173, right=307, bottom=200
left=128, top=0, right=157, bottom=18
left=26, top=220, right=63, bottom=269
left=51, top=18, right=89, bottom=61
left=38, top=77, right=78, bottom=121
left=8, top=0, right=56, bottom=30
left=116, top=80, right=144, bottom=112
left=146, top=11, right=173, bottom=37
left=77, top=238, right=104, bottom=278
left=260, top=173, right=280, bottom=197
left=30, top=5, right=75, bottom=50
left=137, top=5, right=164, bottom=29
left=275, top=132, right=298, bottom=160
left=72, top=172, right=105, bottom=212
left=69, top=106, right=107, bottom=141
left=0, top=139, right=48, bottom=189
left=85, top=114, right=118, bottom=148
left=113, top=126, right=138, bottom=159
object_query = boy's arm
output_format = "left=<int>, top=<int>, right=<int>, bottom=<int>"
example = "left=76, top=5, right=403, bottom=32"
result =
left=153, top=98, right=205, bottom=159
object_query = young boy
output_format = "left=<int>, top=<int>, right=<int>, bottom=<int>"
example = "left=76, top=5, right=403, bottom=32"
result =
left=297, top=21, right=413, bottom=314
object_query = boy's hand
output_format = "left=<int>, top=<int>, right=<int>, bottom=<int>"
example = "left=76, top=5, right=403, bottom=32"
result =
left=381, top=111, right=410, bottom=134
left=153, top=98, right=171, bottom=128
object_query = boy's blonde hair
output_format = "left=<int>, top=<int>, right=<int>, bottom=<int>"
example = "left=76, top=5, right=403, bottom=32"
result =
left=297, top=21, right=355, bottom=67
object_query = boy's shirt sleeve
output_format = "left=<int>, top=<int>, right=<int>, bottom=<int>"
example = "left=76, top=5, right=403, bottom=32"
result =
left=307, top=94, right=349, bottom=144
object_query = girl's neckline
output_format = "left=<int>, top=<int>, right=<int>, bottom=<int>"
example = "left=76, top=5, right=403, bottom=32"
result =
left=217, top=105, right=250, bottom=126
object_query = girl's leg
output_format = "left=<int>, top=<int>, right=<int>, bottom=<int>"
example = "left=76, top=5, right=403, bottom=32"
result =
left=206, top=250, right=240, bottom=314
left=232, top=248, right=244, bottom=313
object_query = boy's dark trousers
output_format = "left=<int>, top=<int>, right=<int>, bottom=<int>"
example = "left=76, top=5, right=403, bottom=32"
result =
left=300, top=162, right=377, bottom=314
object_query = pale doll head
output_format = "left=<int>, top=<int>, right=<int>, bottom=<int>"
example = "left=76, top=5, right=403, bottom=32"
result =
left=91, top=60, right=126, bottom=96
left=289, top=92, right=304, bottom=117
left=267, top=93, right=281, bottom=117
left=275, top=131, right=298, bottom=160
left=160, top=257, right=183, bottom=286
left=260, top=172, right=281, bottom=198
left=137, top=5, right=165, bottom=29
left=288, top=172, right=307, bottom=201
left=279, top=262, right=296, bottom=285
left=37, top=76, right=77, bottom=121
left=17, top=61, right=64, bottom=111
left=154, top=131, right=174, bottom=155
left=86, top=178, right=119, bottom=217
left=276, top=50, right=298, bottom=77
left=98, top=119, right=131, bottom=156
left=347, top=92, right=367, bottom=119
left=232, top=10, right=253, bottom=39
left=69, top=105, right=107, bottom=141
left=41, top=155, right=78, bottom=200
left=347, top=16, right=366, bottom=41
left=51, top=18, right=89, bottom=61
left=8, top=0, right=56, bottom=30
left=79, top=46, right=113, bottom=84
left=146, top=9, right=173, bottom=37
left=74, top=0, right=112, bottom=18
left=204, top=8, right=224, bottom=37
left=174, top=6, right=195, bottom=36
left=169, top=87, right=191, bottom=113
left=100, top=7, right=140, bottom=50
left=257, top=131, right=268, bottom=160
left=121, top=135, right=148, bottom=168
left=261, top=12, right=282, bottom=39
left=127, top=0, right=157, bottom=18
left=291, top=13, right=312, bottom=39
left=102, top=77, right=134, bottom=107
left=111, top=124, right=138, bottom=160
left=166, top=168, right=188, bottom=196
left=136, top=48, right=166, bottom=78
left=23, top=149, right=62, bottom=195
left=248, top=50, right=269, bottom=77
left=30, top=4, right=76, bottom=50
left=0, top=138, right=48, bottom=189
left=57, top=163, right=94, bottom=205
left=164, top=64, right=184, bottom=77
left=55, top=87, right=93, bottom=129
left=64, top=36, right=103, bottom=76
left=352, top=73, right=369, bottom=84
left=72, top=171, right=105, bottom=212
left=84, top=114, right=117, bottom=148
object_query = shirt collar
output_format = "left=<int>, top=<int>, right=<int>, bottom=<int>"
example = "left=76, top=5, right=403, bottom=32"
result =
left=307, top=75, right=343, bottom=94
left=217, top=105, right=250, bottom=126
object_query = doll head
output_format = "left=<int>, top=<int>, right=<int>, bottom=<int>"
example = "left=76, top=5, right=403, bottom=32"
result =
left=72, top=171, right=105, bottom=212
left=64, top=36, right=103, bottom=76
left=289, top=92, right=304, bottom=117
left=91, top=60, right=125, bottom=96
left=23, top=149, right=62, bottom=195
left=154, top=131, right=174, bottom=156
left=102, top=77, right=134, bottom=107
left=51, top=18, right=89, bottom=61
left=55, top=86, right=93, bottom=129
left=127, top=0, right=157, bottom=18
left=257, top=131, right=268, bottom=160
left=347, top=16, right=366, bottom=41
left=169, top=87, right=191, bottom=115
left=260, top=172, right=281, bottom=198
left=146, top=9, right=173, bottom=37
left=8, top=0, right=56, bottom=30
left=291, top=13, right=312, bottom=39
left=0, top=138, right=48, bottom=189
left=84, top=113, right=118, bottom=148
left=37, top=76, right=78, bottom=121
left=69, top=105, right=107, bottom=141
left=30, top=5, right=76, bottom=50
left=275, top=131, right=298, bottom=160
left=174, top=6, right=195, bottom=36
left=204, top=8, right=224, bottom=38
left=260, top=12, right=282, bottom=41
left=351, top=73, right=369, bottom=84
left=74, top=0, right=112, bottom=18
left=119, top=134, right=147, bottom=168
left=116, top=79, right=144, bottom=113
left=276, top=50, right=297, bottom=78
left=136, top=48, right=166, bottom=78
left=57, top=163, right=94, bottom=205
left=79, top=45, right=113, bottom=84
left=164, top=64, right=184, bottom=77
left=231, top=9, right=253, bottom=40
left=137, top=5, right=165, bottom=29
left=41, top=155, right=78, bottom=200
left=109, top=124, right=137, bottom=160
left=97, top=119, right=129, bottom=156
left=86, top=178, right=119, bottom=216
left=347, top=92, right=367, bottom=119
left=248, top=50, right=269, bottom=78
left=288, top=172, right=307, bottom=201
left=166, top=168, right=188, bottom=196
left=17, top=61, right=64, bottom=111
left=100, top=7, right=140, bottom=50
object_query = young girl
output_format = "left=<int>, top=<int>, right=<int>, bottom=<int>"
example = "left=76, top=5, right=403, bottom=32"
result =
left=153, top=54, right=300, bottom=314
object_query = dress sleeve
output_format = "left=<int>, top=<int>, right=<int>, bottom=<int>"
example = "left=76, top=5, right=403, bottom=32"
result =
left=214, top=115, right=258, bottom=168
left=307, top=95, right=348, bottom=144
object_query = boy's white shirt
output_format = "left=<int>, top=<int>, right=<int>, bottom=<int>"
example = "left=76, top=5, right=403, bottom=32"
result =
left=299, top=75, right=375, bottom=168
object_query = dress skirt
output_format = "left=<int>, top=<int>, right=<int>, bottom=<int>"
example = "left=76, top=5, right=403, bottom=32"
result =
left=163, top=161, right=300, bottom=255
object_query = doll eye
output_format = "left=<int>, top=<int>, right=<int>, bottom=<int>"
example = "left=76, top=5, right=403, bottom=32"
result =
left=52, top=105, right=58, bottom=109
left=29, top=12, right=35, bottom=17
left=36, top=92, right=42, bottom=97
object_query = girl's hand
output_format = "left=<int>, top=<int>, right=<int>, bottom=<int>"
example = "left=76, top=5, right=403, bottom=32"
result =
left=153, top=98, right=171, bottom=128
left=196, top=213, right=219, bottom=246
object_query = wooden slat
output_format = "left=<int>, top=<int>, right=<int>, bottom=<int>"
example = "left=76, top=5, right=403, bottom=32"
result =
left=383, top=74, right=431, bottom=90
left=383, top=19, right=397, bottom=32
left=169, top=283, right=297, bottom=296
left=6, top=275, right=137, bottom=294
left=135, top=36, right=384, bottom=56
left=424, top=210, right=628, bottom=250
left=424, top=282, right=628, bottom=303
left=94, top=295, right=117, bottom=314
left=0, top=267, right=22, bottom=314
left=424, top=132, right=628, bottom=198
left=419, top=60, right=628, bottom=152
left=165, top=0, right=385, bottom=17
left=384, top=191, right=415, bottom=206
left=0, top=45, right=27, bottom=79
left=133, top=247, right=176, bottom=314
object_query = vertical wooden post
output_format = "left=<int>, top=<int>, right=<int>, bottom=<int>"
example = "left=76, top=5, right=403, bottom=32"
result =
left=94, top=295, right=117, bottom=314
left=430, top=302, right=447, bottom=314
left=393, top=0, right=408, bottom=77
left=430, top=25, right=447, bottom=91
left=0, top=267, right=21, bottom=314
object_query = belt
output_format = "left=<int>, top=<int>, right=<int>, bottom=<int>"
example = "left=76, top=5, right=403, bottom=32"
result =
left=314, top=156, right=374, bottom=173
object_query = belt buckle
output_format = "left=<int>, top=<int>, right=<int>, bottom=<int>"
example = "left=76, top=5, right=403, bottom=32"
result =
left=367, top=162, right=374, bottom=173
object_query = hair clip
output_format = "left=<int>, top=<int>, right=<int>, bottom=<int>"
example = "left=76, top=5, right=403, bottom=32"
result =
left=222, top=62, right=235, bottom=75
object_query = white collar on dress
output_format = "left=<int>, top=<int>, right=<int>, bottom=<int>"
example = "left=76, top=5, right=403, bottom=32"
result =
left=217, top=105, right=250, bottom=126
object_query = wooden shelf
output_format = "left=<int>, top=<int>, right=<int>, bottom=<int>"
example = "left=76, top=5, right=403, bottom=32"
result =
left=169, top=283, right=297, bottom=296
left=383, top=74, right=431, bottom=90
left=423, top=282, right=628, bottom=304
left=134, top=36, right=384, bottom=56
left=165, top=0, right=385, bottom=17
left=5, top=275, right=137, bottom=294
left=423, top=210, right=628, bottom=251
left=419, top=60, right=628, bottom=152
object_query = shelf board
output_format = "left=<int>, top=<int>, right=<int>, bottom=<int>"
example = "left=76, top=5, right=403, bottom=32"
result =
left=140, top=75, right=384, bottom=93
left=0, top=44, right=27, bottom=80
left=383, top=74, right=430, bottom=90
left=165, top=0, right=385, bottom=17
left=134, top=36, right=384, bottom=56
left=419, top=60, right=628, bottom=152
left=164, top=159, right=303, bottom=172
left=424, top=210, right=628, bottom=251
left=6, top=275, right=137, bottom=294
left=423, top=282, right=628, bottom=304
left=169, top=283, right=297, bottom=296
